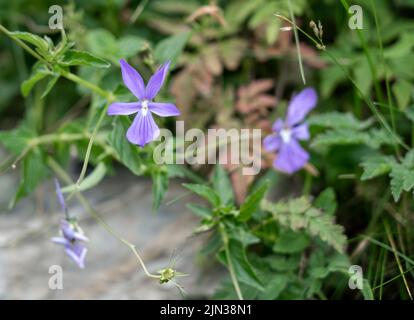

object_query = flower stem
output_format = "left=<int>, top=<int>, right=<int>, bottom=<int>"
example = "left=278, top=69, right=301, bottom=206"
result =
left=59, top=69, right=112, bottom=100
left=287, top=0, right=306, bottom=85
left=47, top=156, right=160, bottom=280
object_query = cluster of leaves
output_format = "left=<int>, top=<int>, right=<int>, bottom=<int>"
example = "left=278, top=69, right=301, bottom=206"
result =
left=184, top=166, right=371, bottom=299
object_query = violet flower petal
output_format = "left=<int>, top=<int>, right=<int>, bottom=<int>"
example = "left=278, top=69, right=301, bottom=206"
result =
left=145, top=61, right=171, bottom=100
left=148, top=102, right=180, bottom=117
left=65, top=244, right=87, bottom=269
left=51, top=237, right=70, bottom=246
left=54, top=178, right=67, bottom=213
left=286, top=88, right=317, bottom=126
left=120, top=59, right=146, bottom=99
left=107, top=102, right=141, bottom=116
left=263, top=134, right=281, bottom=152
left=274, top=139, right=309, bottom=174
left=60, top=220, right=76, bottom=240
left=126, top=112, right=160, bottom=147
left=291, top=123, right=310, bottom=140
left=272, top=119, right=284, bottom=132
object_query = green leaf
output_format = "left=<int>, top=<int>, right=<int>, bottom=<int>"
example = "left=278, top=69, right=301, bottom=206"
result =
left=187, top=203, right=211, bottom=218
left=118, top=36, right=148, bottom=58
left=59, top=50, right=110, bottom=68
left=166, top=164, right=204, bottom=183
left=41, top=74, right=60, bottom=99
left=108, top=117, right=144, bottom=176
left=154, top=31, right=191, bottom=64
left=238, top=181, right=269, bottom=221
left=86, top=29, right=118, bottom=58
left=273, top=229, right=310, bottom=254
left=389, top=164, right=414, bottom=202
left=262, top=197, right=347, bottom=253
left=182, top=183, right=221, bottom=207
left=9, top=31, right=49, bottom=54
left=61, top=163, right=107, bottom=193
left=314, top=188, right=337, bottom=215
left=152, top=170, right=169, bottom=212
left=10, top=149, right=49, bottom=208
left=360, top=155, right=395, bottom=181
left=392, top=79, right=412, bottom=110
left=312, top=128, right=395, bottom=149
left=0, top=125, right=35, bottom=155
left=390, top=164, right=405, bottom=202
left=21, top=64, right=50, bottom=97
left=218, top=240, right=263, bottom=291
left=362, top=279, right=374, bottom=300
left=212, top=165, right=234, bottom=205
left=257, top=274, right=288, bottom=299
left=308, top=112, right=372, bottom=130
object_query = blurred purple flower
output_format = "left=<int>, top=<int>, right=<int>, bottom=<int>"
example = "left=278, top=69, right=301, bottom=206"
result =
left=108, top=59, right=180, bottom=147
left=51, top=219, right=88, bottom=269
left=51, top=179, right=88, bottom=268
left=263, top=88, right=317, bottom=174
left=54, top=178, right=67, bottom=216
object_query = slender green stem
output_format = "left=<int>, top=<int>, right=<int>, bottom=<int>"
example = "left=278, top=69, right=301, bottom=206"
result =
left=220, top=224, right=244, bottom=300
left=287, top=0, right=306, bottom=85
left=47, top=157, right=160, bottom=280
left=60, top=69, right=113, bottom=100
left=68, top=101, right=112, bottom=200
left=384, top=221, right=413, bottom=300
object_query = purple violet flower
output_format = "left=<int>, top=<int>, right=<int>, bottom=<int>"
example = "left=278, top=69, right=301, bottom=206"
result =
left=51, top=219, right=89, bottom=269
left=108, top=59, right=180, bottom=147
left=263, top=87, right=317, bottom=174
left=51, top=179, right=88, bottom=269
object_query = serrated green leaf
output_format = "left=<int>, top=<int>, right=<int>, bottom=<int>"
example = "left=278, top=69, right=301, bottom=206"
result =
left=390, top=164, right=405, bottom=202
left=59, top=49, right=110, bottom=68
left=308, top=112, right=372, bottom=130
left=238, top=181, right=269, bottom=221
left=360, top=155, right=395, bottom=181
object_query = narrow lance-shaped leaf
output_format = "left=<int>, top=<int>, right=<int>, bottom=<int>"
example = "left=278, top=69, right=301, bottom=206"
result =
left=238, top=181, right=269, bottom=221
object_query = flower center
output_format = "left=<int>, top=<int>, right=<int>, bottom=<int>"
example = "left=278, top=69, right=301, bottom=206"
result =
left=141, top=100, right=149, bottom=116
left=280, top=128, right=292, bottom=143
